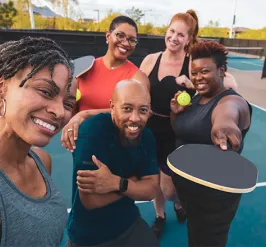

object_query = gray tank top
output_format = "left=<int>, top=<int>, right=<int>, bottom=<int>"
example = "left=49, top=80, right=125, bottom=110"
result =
left=0, top=149, right=68, bottom=247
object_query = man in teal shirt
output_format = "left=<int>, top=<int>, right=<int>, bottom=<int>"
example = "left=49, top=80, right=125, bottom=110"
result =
left=67, top=79, right=160, bottom=246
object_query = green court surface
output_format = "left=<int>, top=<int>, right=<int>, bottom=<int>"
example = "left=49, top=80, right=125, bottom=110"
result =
left=44, top=105, right=266, bottom=247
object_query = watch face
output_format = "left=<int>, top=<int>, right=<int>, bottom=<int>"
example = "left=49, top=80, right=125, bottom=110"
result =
left=120, top=178, right=128, bottom=192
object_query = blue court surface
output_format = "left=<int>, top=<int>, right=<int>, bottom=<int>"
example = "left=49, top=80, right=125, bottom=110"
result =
left=44, top=105, right=266, bottom=247
left=228, top=54, right=264, bottom=71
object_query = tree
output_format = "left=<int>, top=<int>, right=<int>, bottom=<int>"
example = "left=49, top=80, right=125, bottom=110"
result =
left=207, top=20, right=220, bottom=28
left=49, top=0, right=79, bottom=18
left=237, top=27, right=266, bottom=40
left=97, top=11, right=122, bottom=32
left=215, top=21, right=220, bottom=28
left=138, top=23, right=154, bottom=34
left=0, top=1, right=17, bottom=28
left=125, top=7, right=144, bottom=25
left=199, top=27, right=229, bottom=38
left=207, top=20, right=214, bottom=27
left=14, top=0, right=78, bottom=29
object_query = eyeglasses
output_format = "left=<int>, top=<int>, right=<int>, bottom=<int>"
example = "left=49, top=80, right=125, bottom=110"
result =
left=114, top=32, right=138, bottom=47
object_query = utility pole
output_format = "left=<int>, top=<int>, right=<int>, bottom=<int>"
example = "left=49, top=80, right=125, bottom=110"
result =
left=28, top=0, right=35, bottom=29
left=143, top=9, right=152, bottom=25
left=151, top=13, right=160, bottom=26
left=94, top=9, right=99, bottom=23
left=229, top=0, right=237, bottom=38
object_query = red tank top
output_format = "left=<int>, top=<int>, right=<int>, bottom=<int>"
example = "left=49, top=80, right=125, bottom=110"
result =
left=78, top=57, right=138, bottom=111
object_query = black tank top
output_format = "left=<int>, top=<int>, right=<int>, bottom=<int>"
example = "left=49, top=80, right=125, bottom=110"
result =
left=147, top=52, right=195, bottom=138
left=173, top=89, right=252, bottom=154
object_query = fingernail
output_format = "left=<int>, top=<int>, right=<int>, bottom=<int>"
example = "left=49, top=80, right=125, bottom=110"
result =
left=74, top=137, right=77, bottom=140
left=73, top=146, right=76, bottom=149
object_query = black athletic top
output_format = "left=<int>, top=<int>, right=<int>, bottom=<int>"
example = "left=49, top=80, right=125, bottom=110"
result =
left=146, top=52, right=195, bottom=163
left=173, top=89, right=252, bottom=154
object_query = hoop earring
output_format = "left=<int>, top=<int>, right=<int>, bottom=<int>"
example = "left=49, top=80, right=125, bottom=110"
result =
left=0, top=98, right=6, bottom=118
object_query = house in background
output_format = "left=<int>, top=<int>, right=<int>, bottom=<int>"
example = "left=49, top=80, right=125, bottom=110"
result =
left=78, top=17, right=94, bottom=23
left=32, top=4, right=61, bottom=18
left=232, top=27, right=249, bottom=37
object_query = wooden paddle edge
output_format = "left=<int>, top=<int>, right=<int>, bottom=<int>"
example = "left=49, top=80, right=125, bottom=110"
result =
left=167, top=158, right=257, bottom=194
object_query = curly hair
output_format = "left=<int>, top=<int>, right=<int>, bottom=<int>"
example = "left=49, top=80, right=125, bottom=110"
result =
left=190, top=41, right=229, bottom=71
left=0, top=36, right=74, bottom=92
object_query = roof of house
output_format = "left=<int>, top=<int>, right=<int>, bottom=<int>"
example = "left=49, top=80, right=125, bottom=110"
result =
left=32, top=4, right=61, bottom=17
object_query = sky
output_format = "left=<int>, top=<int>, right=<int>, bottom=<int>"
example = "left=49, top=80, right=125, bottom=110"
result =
left=32, top=0, right=266, bottom=29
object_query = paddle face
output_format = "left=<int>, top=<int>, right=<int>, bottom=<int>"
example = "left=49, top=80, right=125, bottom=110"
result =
left=167, top=144, right=258, bottom=193
left=73, top=55, right=95, bottom=78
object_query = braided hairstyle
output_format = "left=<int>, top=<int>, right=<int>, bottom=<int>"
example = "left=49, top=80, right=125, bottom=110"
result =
left=0, top=36, right=74, bottom=93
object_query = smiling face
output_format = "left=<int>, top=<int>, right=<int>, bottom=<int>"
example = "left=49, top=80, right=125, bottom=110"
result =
left=110, top=81, right=150, bottom=146
left=0, top=64, right=77, bottom=147
left=165, top=20, right=192, bottom=53
left=106, top=23, right=138, bottom=60
left=191, top=57, right=225, bottom=97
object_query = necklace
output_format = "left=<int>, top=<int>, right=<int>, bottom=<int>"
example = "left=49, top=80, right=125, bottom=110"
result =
left=109, top=60, right=127, bottom=70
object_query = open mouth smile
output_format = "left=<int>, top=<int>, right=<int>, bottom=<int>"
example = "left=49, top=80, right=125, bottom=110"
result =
left=31, top=117, right=57, bottom=132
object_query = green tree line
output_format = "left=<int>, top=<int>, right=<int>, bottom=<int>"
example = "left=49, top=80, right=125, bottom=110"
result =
left=1, top=1, right=266, bottom=40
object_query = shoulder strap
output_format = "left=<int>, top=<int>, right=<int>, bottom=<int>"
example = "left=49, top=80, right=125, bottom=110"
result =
left=179, top=55, right=190, bottom=77
left=28, top=149, right=50, bottom=176
left=148, top=52, right=163, bottom=82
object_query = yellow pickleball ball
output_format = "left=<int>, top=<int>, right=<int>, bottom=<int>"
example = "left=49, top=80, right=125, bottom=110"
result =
left=76, top=89, right=81, bottom=101
left=177, top=92, right=191, bottom=106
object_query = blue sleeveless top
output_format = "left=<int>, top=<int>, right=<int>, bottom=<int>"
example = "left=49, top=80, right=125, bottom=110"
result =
left=0, top=149, right=68, bottom=247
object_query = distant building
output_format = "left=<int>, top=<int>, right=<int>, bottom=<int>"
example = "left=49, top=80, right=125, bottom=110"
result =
left=78, top=18, right=95, bottom=23
left=233, top=27, right=249, bottom=36
left=32, top=4, right=62, bottom=18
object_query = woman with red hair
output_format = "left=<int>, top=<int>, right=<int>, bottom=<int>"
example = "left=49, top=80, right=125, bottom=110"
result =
left=140, top=10, right=238, bottom=239
left=140, top=9, right=198, bottom=238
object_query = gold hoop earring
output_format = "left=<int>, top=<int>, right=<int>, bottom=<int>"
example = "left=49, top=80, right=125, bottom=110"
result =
left=0, top=98, right=6, bottom=118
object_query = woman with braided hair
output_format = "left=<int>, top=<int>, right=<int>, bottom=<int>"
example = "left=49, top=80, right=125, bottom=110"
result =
left=0, top=36, right=77, bottom=246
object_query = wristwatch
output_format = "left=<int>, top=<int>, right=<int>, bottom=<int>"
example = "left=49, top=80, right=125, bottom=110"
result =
left=117, top=177, right=128, bottom=194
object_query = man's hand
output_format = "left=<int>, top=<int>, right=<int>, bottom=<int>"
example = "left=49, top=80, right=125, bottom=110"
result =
left=77, top=155, right=120, bottom=194
left=211, top=122, right=242, bottom=151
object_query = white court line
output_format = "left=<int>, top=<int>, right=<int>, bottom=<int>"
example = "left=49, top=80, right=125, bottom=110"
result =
left=67, top=201, right=152, bottom=213
left=228, top=67, right=260, bottom=72
left=241, top=61, right=263, bottom=67
left=251, top=103, right=266, bottom=112
left=256, top=182, right=266, bottom=187
left=135, top=200, right=152, bottom=204
left=66, top=183, right=266, bottom=213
